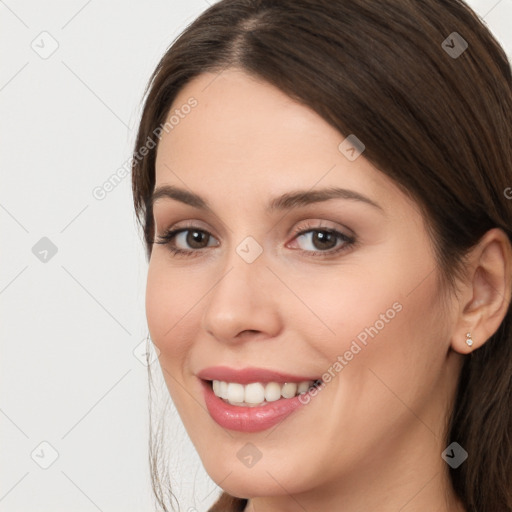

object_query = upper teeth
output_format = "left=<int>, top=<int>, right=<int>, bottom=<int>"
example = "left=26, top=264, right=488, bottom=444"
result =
left=212, top=380, right=314, bottom=406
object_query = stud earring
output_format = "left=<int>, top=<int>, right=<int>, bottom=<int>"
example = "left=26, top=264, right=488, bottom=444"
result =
left=466, top=332, right=473, bottom=347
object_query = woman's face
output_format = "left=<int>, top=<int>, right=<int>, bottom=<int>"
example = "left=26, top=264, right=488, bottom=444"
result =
left=146, top=68, right=463, bottom=502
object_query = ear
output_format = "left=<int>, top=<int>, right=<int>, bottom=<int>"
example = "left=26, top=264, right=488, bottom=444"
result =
left=451, top=228, right=512, bottom=354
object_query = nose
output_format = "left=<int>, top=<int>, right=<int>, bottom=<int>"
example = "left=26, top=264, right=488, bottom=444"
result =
left=201, top=249, right=282, bottom=344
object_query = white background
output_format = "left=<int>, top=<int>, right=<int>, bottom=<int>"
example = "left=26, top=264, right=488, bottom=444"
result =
left=1, top=1, right=511, bottom=511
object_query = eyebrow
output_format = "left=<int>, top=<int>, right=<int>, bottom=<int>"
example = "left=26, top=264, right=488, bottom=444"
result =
left=150, top=185, right=384, bottom=213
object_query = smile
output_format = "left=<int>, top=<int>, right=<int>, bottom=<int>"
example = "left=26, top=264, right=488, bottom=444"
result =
left=197, top=366, right=322, bottom=432
left=211, top=380, right=315, bottom=406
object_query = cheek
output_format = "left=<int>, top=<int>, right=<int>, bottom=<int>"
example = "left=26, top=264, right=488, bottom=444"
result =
left=145, top=256, right=196, bottom=361
left=281, top=265, right=444, bottom=477
left=145, top=258, right=203, bottom=415
left=298, top=250, right=444, bottom=407
left=306, top=233, right=440, bottom=360
left=145, top=260, right=170, bottom=345
left=290, top=262, right=406, bottom=357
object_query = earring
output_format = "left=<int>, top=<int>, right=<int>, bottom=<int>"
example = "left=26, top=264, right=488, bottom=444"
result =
left=466, top=332, right=473, bottom=347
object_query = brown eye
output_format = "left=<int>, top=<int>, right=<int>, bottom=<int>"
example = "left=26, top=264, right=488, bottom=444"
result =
left=295, top=229, right=348, bottom=252
left=185, top=230, right=211, bottom=249
left=310, top=230, right=337, bottom=250
left=154, top=227, right=219, bottom=255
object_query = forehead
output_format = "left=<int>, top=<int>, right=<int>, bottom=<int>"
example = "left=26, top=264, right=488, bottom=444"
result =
left=154, top=69, right=411, bottom=215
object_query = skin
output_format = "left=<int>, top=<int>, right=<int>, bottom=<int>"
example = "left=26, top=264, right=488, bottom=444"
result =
left=146, top=68, right=512, bottom=512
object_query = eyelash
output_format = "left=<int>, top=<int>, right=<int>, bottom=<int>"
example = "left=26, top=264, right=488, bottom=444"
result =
left=153, top=221, right=356, bottom=259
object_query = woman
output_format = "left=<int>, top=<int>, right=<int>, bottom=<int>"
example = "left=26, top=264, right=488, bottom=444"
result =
left=131, top=0, right=512, bottom=510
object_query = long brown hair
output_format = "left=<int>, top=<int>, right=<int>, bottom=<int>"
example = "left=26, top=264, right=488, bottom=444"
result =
left=132, top=1, right=512, bottom=510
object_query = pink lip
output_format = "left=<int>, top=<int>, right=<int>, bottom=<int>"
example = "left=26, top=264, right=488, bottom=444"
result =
left=197, top=365, right=319, bottom=384
left=197, top=366, right=322, bottom=432
left=200, top=379, right=310, bottom=432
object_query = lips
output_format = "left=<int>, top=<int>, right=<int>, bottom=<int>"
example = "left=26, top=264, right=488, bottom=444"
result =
left=197, top=365, right=320, bottom=384
left=197, top=366, right=322, bottom=432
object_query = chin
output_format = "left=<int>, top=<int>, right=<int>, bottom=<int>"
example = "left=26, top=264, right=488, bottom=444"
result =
left=202, top=453, right=316, bottom=499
